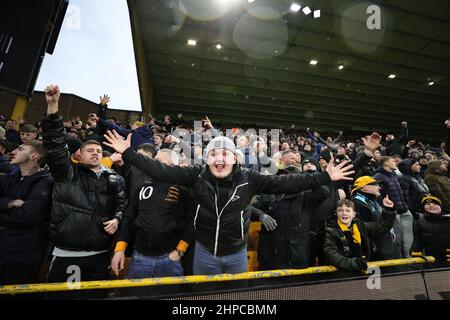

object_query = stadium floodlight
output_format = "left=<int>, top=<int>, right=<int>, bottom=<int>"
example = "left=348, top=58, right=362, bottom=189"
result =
left=388, top=74, right=396, bottom=79
left=313, top=10, right=321, bottom=18
left=187, top=39, right=197, bottom=46
left=290, top=3, right=301, bottom=12
left=310, top=59, right=318, bottom=65
left=338, top=65, right=344, bottom=70
left=302, top=6, right=312, bottom=15
left=428, top=81, right=434, bottom=86
left=216, top=44, right=222, bottom=49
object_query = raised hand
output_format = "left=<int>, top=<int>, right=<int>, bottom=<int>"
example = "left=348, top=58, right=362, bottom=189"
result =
left=109, top=152, right=123, bottom=163
left=203, top=116, right=213, bottom=129
left=382, top=194, right=394, bottom=208
left=401, top=121, right=408, bottom=128
left=445, top=120, right=450, bottom=128
left=45, top=85, right=60, bottom=114
left=325, top=156, right=355, bottom=181
left=406, top=140, right=416, bottom=148
left=100, top=94, right=110, bottom=106
left=165, top=134, right=180, bottom=144
left=362, top=132, right=382, bottom=151
left=103, top=130, right=132, bottom=154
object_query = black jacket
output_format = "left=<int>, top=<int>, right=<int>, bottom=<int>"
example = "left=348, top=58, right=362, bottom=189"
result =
left=122, top=147, right=332, bottom=256
left=398, top=159, right=430, bottom=215
left=118, top=179, right=194, bottom=256
left=0, top=170, right=53, bottom=264
left=0, top=154, right=12, bottom=174
left=42, top=114, right=126, bottom=251
left=323, top=207, right=396, bottom=272
left=384, top=127, right=408, bottom=156
left=255, top=180, right=329, bottom=269
left=84, top=126, right=104, bottom=143
left=412, top=213, right=450, bottom=262
left=357, top=159, right=379, bottom=178
left=5, top=129, right=20, bottom=145
left=126, top=166, right=153, bottom=206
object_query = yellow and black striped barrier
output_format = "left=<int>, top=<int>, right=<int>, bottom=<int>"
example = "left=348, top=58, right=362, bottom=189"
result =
left=0, top=256, right=435, bottom=295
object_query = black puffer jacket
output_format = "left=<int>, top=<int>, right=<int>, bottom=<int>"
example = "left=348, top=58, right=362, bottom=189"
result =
left=42, top=114, right=126, bottom=251
left=412, top=213, right=450, bottom=262
left=122, top=148, right=332, bottom=256
left=374, top=168, right=409, bottom=214
left=399, top=159, right=430, bottom=215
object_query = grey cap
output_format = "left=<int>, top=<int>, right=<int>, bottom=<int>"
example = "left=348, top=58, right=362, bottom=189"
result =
left=205, top=136, right=236, bottom=156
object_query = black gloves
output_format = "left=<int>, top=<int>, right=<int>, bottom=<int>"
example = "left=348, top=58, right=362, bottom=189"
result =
left=106, top=172, right=125, bottom=194
left=354, top=257, right=368, bottom=271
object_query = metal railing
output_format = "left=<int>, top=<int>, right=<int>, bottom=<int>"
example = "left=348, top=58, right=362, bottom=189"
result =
left=0, top=256, right=435, bottom=296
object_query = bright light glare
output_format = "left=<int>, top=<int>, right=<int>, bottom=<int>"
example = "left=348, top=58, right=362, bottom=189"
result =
left=302, top=6, right=312, bottom=15
left=290, top=3, right=301, bottom=12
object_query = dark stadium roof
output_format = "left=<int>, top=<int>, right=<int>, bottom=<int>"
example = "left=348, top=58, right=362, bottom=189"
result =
left=128, top=0, right=450, bottom=140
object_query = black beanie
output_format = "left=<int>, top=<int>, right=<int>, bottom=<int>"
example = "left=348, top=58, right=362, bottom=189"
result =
left=302, top=157, right=321, bottom=172
left=66, top=137, right=83, bottom=155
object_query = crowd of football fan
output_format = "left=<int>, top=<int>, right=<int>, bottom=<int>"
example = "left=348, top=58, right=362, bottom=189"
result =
left=1, top=85, right=449, bottom=295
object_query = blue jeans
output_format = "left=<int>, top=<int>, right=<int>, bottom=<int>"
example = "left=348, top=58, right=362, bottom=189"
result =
left=397, top=211, right=414, bottom=258
left=193, top=241, right=247, bottom=275
left=127, top=250, right=183, bottom=279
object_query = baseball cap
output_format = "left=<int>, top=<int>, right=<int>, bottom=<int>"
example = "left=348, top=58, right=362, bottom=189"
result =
left=351, top=176, right=381, bottom=194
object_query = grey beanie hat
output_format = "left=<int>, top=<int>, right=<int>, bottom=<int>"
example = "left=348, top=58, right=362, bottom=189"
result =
left=205, top=136, right=236, bottom=156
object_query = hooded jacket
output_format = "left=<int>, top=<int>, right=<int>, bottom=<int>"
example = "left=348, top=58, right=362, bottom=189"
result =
left=0, top=169, right=53, bottom=264
left=323, top=206, right=396, bottom=272
left=424, top=161, right=450, bottom=211
left=122, top=147, right=332, bottom=256
left=399, top=159, right=430, bottom=214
